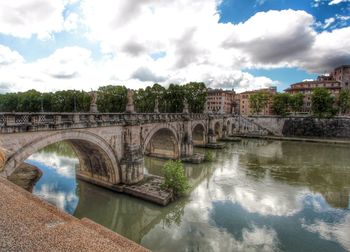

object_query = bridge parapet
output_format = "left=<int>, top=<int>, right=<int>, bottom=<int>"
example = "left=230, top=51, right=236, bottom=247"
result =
left=0, top=112, right=214, bottom=134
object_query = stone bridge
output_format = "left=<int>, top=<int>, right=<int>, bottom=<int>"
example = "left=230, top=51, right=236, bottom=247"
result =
left=0, top=112, right=270, bottom=190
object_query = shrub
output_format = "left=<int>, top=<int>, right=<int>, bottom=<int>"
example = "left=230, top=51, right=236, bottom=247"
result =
left=162, top=160, right=190, bottom=198
left=204, top=151, right=215, bottom=162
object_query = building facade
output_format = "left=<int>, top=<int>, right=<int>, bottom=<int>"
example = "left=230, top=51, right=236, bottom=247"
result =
left=237, top=87, right=277, bottom=116
left=206, top=89, right=236, bottom=114
left=284, top=78, right=341, bottom=112
left=332, top=65, right=350, bottom=89
left=284, top=65, right=350, bottom=113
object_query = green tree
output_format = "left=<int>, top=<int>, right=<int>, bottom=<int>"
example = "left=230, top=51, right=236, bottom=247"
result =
left=184, top=82, right=207, bottom=113
left=337, top=90, right=350, bottom=115
left=165, top=84, right=186, bottom=113
left=0, top=93, right=19, bottom=112
left=134, top=84, right=166, bottom=113
left=249, top=92, right=269, bottom=115
left=97, top=85, right=127, bottom=112
left=162, top=160, right=190, bottom=198
left=272, top=93, right=290, bottom=116
left=289, top=93, right=304, bottom=114
left=311, top=88, right=335, bottom=118
left=16, top=90, right=42, bottom=112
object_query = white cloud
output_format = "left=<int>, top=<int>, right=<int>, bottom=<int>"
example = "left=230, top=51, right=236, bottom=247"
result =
left=0, top=1, right=349, bottom=92
left=312, top=0, right=350, bottom=7
left=223, top=10, right=316, bottom=68
left=0, top=0, right=78, bottom=39
left=323, top=17, right=336, bottom=29
left=329, top=0, right=350, bottom=5
left=0, top=44, right=24, bottom=66
left=299, top=26, right=350, bottom=72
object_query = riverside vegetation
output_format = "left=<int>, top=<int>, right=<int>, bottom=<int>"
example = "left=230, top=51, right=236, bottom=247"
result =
left=161, top=160, right=190, bottom=199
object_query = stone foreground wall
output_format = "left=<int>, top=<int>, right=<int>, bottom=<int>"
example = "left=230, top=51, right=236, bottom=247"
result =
left=0, top=139, right=5, bottom=171
left=248, top=116, right=350, bottom=138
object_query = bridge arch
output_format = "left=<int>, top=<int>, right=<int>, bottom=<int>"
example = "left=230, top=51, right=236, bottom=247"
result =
left=192, top=122, right=207, bottom=146
left=143, top=125, right=181, bottom=159
left=2, top=131, right=121, bottom=184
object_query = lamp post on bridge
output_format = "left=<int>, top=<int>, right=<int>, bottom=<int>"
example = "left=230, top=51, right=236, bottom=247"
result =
left=40, top=94, right=44, bottom=112
left=73, top=94, right=77, bottom=112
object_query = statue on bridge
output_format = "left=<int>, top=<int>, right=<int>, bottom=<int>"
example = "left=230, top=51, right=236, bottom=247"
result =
left=183, top=98, right=189, bottom=114
left=89, top=91, right=98, bottom=113
left=154, top=98, right=159, bottom=113
left=126, top=89, right=135, bottom=113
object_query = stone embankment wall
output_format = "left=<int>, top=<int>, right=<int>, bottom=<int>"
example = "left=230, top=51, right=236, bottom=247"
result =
left=0, top=140, right=5, bottom=171
left=247, top=116, right=350, bottom=138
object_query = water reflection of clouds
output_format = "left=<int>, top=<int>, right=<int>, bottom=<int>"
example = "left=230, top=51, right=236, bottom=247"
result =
left=142, top=210, right=279, bottom=252
left=210, top=157, right=305, bottom=217
left=302, top=214, right=350, bottom=251
left=28, top=152, right=78, bottom=178
left=142, top=160, right=283, bottom=251
left=34, top=183, right=78, bottom=214
left=27, top=150, right=79, bottom=214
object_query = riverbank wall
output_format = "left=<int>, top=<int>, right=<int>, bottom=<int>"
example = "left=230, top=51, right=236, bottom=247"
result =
left=0, top=177, right=149, bottom=251
left=242, top=116, right=350, bottom=138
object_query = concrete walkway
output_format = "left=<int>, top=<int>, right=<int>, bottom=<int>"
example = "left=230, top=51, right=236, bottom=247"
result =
left=0, top=177, right=149, bottom=252
left=235, top=135, right=350, bottom=145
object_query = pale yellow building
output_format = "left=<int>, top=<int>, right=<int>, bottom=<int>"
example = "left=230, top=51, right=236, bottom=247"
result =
left=206, top=89, right=236, bottom=114
left=237, top=87, right=277, bottom=116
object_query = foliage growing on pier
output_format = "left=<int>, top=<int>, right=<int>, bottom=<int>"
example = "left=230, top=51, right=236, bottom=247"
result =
left=161, top=160, right=190, bottom=198
left=204, top=151, right=215, bottom=162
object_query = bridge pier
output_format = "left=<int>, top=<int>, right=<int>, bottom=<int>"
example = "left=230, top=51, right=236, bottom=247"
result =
left=180, top=120, right=194, bottom=158
left=208, top=128, right=217, bottom=144
left=120, top=144, right=144, bottom=184
left=120, top=125, right=144, bottom=184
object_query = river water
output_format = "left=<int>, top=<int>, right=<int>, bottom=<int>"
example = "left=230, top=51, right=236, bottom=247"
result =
left=27, top=139, right=350, bottom=252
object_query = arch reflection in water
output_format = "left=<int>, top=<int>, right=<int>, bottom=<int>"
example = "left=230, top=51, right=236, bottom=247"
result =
left=26, top=140, right=350, bottom=252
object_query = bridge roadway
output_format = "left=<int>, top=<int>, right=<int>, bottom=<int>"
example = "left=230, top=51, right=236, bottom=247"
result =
left=0, top=112, right=269, bottom=190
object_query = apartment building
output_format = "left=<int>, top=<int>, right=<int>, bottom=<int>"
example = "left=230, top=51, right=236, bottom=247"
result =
left=284, top=65, right=350, bottom=112
left=284, top=77, right=341, bottom=112
left=332, top=65, right=350, bottom=89
left=237, top=87, right=277, bottom=116
left=206, top=89, right=236, bottom=114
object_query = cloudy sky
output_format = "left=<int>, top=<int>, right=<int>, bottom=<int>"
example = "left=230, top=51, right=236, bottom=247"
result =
left=0, top=0, right=349, bottom=93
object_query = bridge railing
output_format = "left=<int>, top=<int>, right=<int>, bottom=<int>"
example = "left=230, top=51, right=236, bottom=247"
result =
left=0, top=112, right=220, bottom=133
